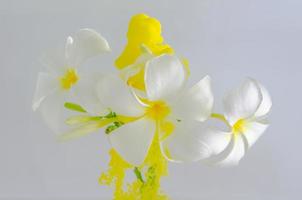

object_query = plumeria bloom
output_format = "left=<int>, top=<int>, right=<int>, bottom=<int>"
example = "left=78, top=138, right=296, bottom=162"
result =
left=119, top=45, right=190, bottom=94
left=32, top=29, right=110, bottom=133
left=201, top=79, right=272, bottom=166
left=96, top=54, right=214, bottom=165
left=119, top=45, right=154, bottom=89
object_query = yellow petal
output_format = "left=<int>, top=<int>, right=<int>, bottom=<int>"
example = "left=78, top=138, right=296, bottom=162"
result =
left=126, top=67, right=146, bottom=90
left=115, top=14, right=174, bottom=70
left=115, top=14, right=174, bottom=91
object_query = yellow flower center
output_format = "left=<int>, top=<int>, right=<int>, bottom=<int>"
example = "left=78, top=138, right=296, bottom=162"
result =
left=145, top=101, right=170, bottom=121
left=232, top=119, right=246, bottom=134
left=59, top=68, right=79, bottom=90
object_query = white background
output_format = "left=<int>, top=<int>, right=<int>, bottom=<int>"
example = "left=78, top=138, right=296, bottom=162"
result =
left=1, top=0, right=301, bottom=199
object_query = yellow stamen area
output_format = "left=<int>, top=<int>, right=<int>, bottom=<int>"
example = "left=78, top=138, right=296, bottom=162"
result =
left=232, top=119, right=247, bottom=134
left=59, top=68, right=79, bottom=90
left=145, top=101, right=171, bottom=121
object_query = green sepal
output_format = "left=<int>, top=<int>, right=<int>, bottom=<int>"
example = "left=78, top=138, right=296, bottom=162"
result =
left=64, top=102, right=87, bottom=113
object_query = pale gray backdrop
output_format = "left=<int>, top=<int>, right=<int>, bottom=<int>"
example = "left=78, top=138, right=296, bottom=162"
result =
left=1, top=0, right=301, bottom=199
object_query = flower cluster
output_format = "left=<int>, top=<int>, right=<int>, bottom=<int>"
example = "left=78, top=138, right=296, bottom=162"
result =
left=33, top=14, right=272, bottom=199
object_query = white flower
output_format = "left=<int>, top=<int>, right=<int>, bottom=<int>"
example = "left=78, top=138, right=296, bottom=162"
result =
left=119, top=44, right=190, bottom=92
left=119, top=44, right=154, bottom=83
left=96, top=54, right=214, bottom=165
left=32, top=29, right=110, bottom=133
left=201, top=78, right=272, bottom=166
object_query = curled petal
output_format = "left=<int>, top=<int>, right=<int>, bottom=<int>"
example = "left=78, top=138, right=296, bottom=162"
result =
left=108, top=118, right=156, bottom=165
left=66, top=29, right=110, bottom=67
left=145, top=54, right=186, bottom=100
left=199, top=127, right=232, bottom=156
left=96, top=75, right=144, bottom=116
left=243, top=121, right=269, bottom=148
left=254, top=81, right=272, bottom=118
left=206, top=134, right=246, bottom=167
left=171, top=75, right=214, bottom=122
left=224, top=78, right=262, bottom=125
left=161, top=120, right=212, bottom=162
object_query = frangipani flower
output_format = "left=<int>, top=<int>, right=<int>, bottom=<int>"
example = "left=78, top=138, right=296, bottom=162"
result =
left=31, top=13, right=274, bottom=200
left=119, top=44, right=190, bottom=95
left=201, top=79, right=272, bottom=166
left=119, top=45, right=154, bottom=88
left=97, top=54, right=214, bottom=165
left=32, top=29, right=110, bottom=133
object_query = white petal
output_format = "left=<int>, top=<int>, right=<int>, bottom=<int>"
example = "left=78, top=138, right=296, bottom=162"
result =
left=145, top=54, right=186, bottom=100
left=199, top=128, right=232, bottom=156
left=119, top=51, right=154, bottom=82
left=72, top=73, right=106, bottom=115
left=254, top=81, right=272, bottom=118
left=119, top=64, right=141, bottom=83
left=206, top=134, right=246, bottom=167
left=38, top=90, right=69, bottom=134
left=217, top=135, right=247, bottom=166
left=96, top=75, right=144, bottom=116
left=40, top=45, right=67, bottom=76
left=161, top=120, right=212, bottom=162
left=224, top=78, right=262, bottom=125
left=108, top=118, right=156, bottom=165
left=65, top=29, right=110, bottom=67
left=171, top=76, right=214, bottom=122
left=32, top=72, right=59, bottom=111
left=243, top=121, right=269, bottom=148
